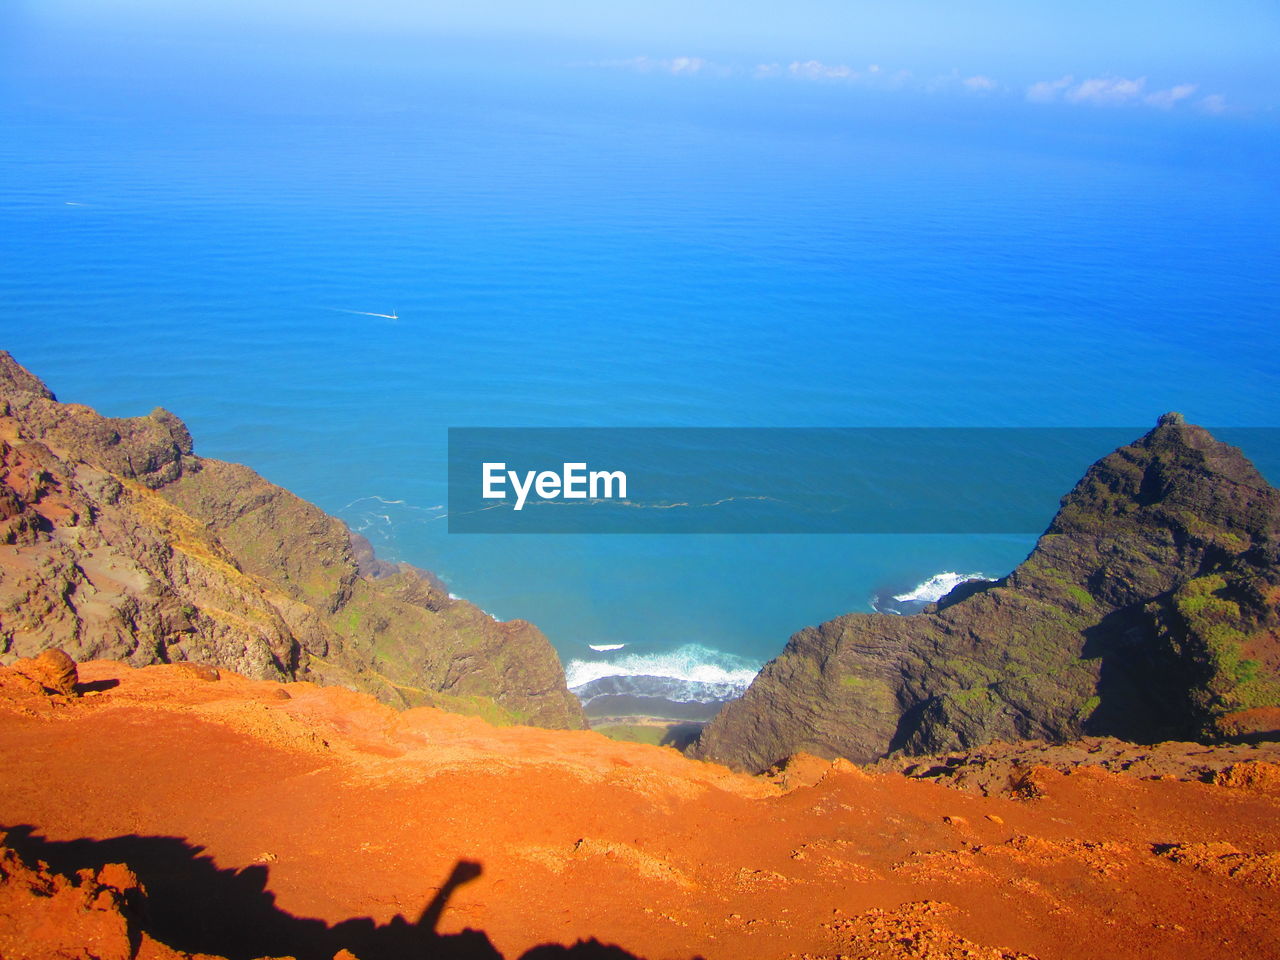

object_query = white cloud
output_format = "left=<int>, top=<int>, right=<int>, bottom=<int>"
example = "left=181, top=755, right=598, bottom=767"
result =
left=1028, top=74, right=1216, bottom=112
left=1026, top=75, right=1073, bottom=103
left=1145, top=83, right=1198, bottom=109
left=588, top=55, right=719, bottom=77
left=586, top=56, right=1227, bottom=117
left=789, top=60, right=857, bottom=80
left=1065, top=75, right=1147, bottom=105
left=1198, top=93, right=1229, bottom=114
left=668, top=56, right=706, bottom=76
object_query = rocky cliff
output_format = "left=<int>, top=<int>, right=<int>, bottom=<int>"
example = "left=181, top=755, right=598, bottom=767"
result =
left=693, top=415, right=1280, bottom=771
left=0, top=351, right=584, bottom=729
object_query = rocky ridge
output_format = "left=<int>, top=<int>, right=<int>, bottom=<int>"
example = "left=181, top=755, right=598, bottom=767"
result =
left=0, top=351, right=584, bottom=728
left=693, top=415, right=1280, bottom=771
left=871, top=735, right=1280, bottom=797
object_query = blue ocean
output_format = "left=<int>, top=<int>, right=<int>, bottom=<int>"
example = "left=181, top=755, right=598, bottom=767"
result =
left=3, top=8, right=1278, bottom=716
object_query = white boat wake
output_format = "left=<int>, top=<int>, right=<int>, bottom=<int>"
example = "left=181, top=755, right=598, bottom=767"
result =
left=326, top=307, right=399, bottom=320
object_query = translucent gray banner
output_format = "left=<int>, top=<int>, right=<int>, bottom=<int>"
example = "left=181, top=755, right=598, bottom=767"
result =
left=446, top=427, right=1279, bottom=534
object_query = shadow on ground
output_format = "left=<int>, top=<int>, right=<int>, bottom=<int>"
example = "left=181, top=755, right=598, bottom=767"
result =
left=658, top=723, right=704, bottom=751
left=3, top=824, right=690, bottom=960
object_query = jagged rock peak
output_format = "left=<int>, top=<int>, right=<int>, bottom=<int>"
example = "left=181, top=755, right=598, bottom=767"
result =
left=694, top=419, right=1280, bottom=772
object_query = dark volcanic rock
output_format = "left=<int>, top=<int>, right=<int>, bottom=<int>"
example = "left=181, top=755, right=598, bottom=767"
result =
left=692, top=417, right=1280, bottom=771
left=0, top=351, right=584, bottom=730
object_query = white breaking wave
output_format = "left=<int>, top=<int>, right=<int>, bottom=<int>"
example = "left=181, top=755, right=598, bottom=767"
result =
left=892, top=571, right=995, bottom=604
left=566, top=643, right=760, bottom=689
left=565, top=643, right=761, bottom=704
left=588, top=643, right=627, bottom=652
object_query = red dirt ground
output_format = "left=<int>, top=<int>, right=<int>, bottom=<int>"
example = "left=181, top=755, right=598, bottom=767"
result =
left=1, top=660, right=1278, bottom=960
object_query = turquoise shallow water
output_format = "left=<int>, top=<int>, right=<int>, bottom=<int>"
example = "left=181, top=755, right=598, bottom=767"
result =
left=2, top=14, right=1278, bottom=706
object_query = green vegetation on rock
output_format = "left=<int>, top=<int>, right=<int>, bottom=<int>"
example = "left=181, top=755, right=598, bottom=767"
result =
left=0, top=351, right=586, bottom=731
left=693, top=417, right=1280, bottom=771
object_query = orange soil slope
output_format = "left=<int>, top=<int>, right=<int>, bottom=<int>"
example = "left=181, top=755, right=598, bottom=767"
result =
left=1, top=660, right=1278, bottom=960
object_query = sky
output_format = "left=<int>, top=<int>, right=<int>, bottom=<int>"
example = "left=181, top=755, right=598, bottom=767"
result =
left=4, top=0, right=1280, bottom=121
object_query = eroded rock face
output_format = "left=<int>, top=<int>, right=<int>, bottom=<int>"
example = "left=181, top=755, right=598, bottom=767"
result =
left=0, top=843, right=174, bottom=960
left=11, top=649, right=78, bottom=697
left=0, top=351, right=584, bottom=729
left=693, top=418, right=1280, bottom=771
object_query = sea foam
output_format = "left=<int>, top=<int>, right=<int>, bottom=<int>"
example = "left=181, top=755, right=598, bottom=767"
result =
left=566, top=643, right=761, bottom=705
left=892, top=571, right=994, bottom=604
